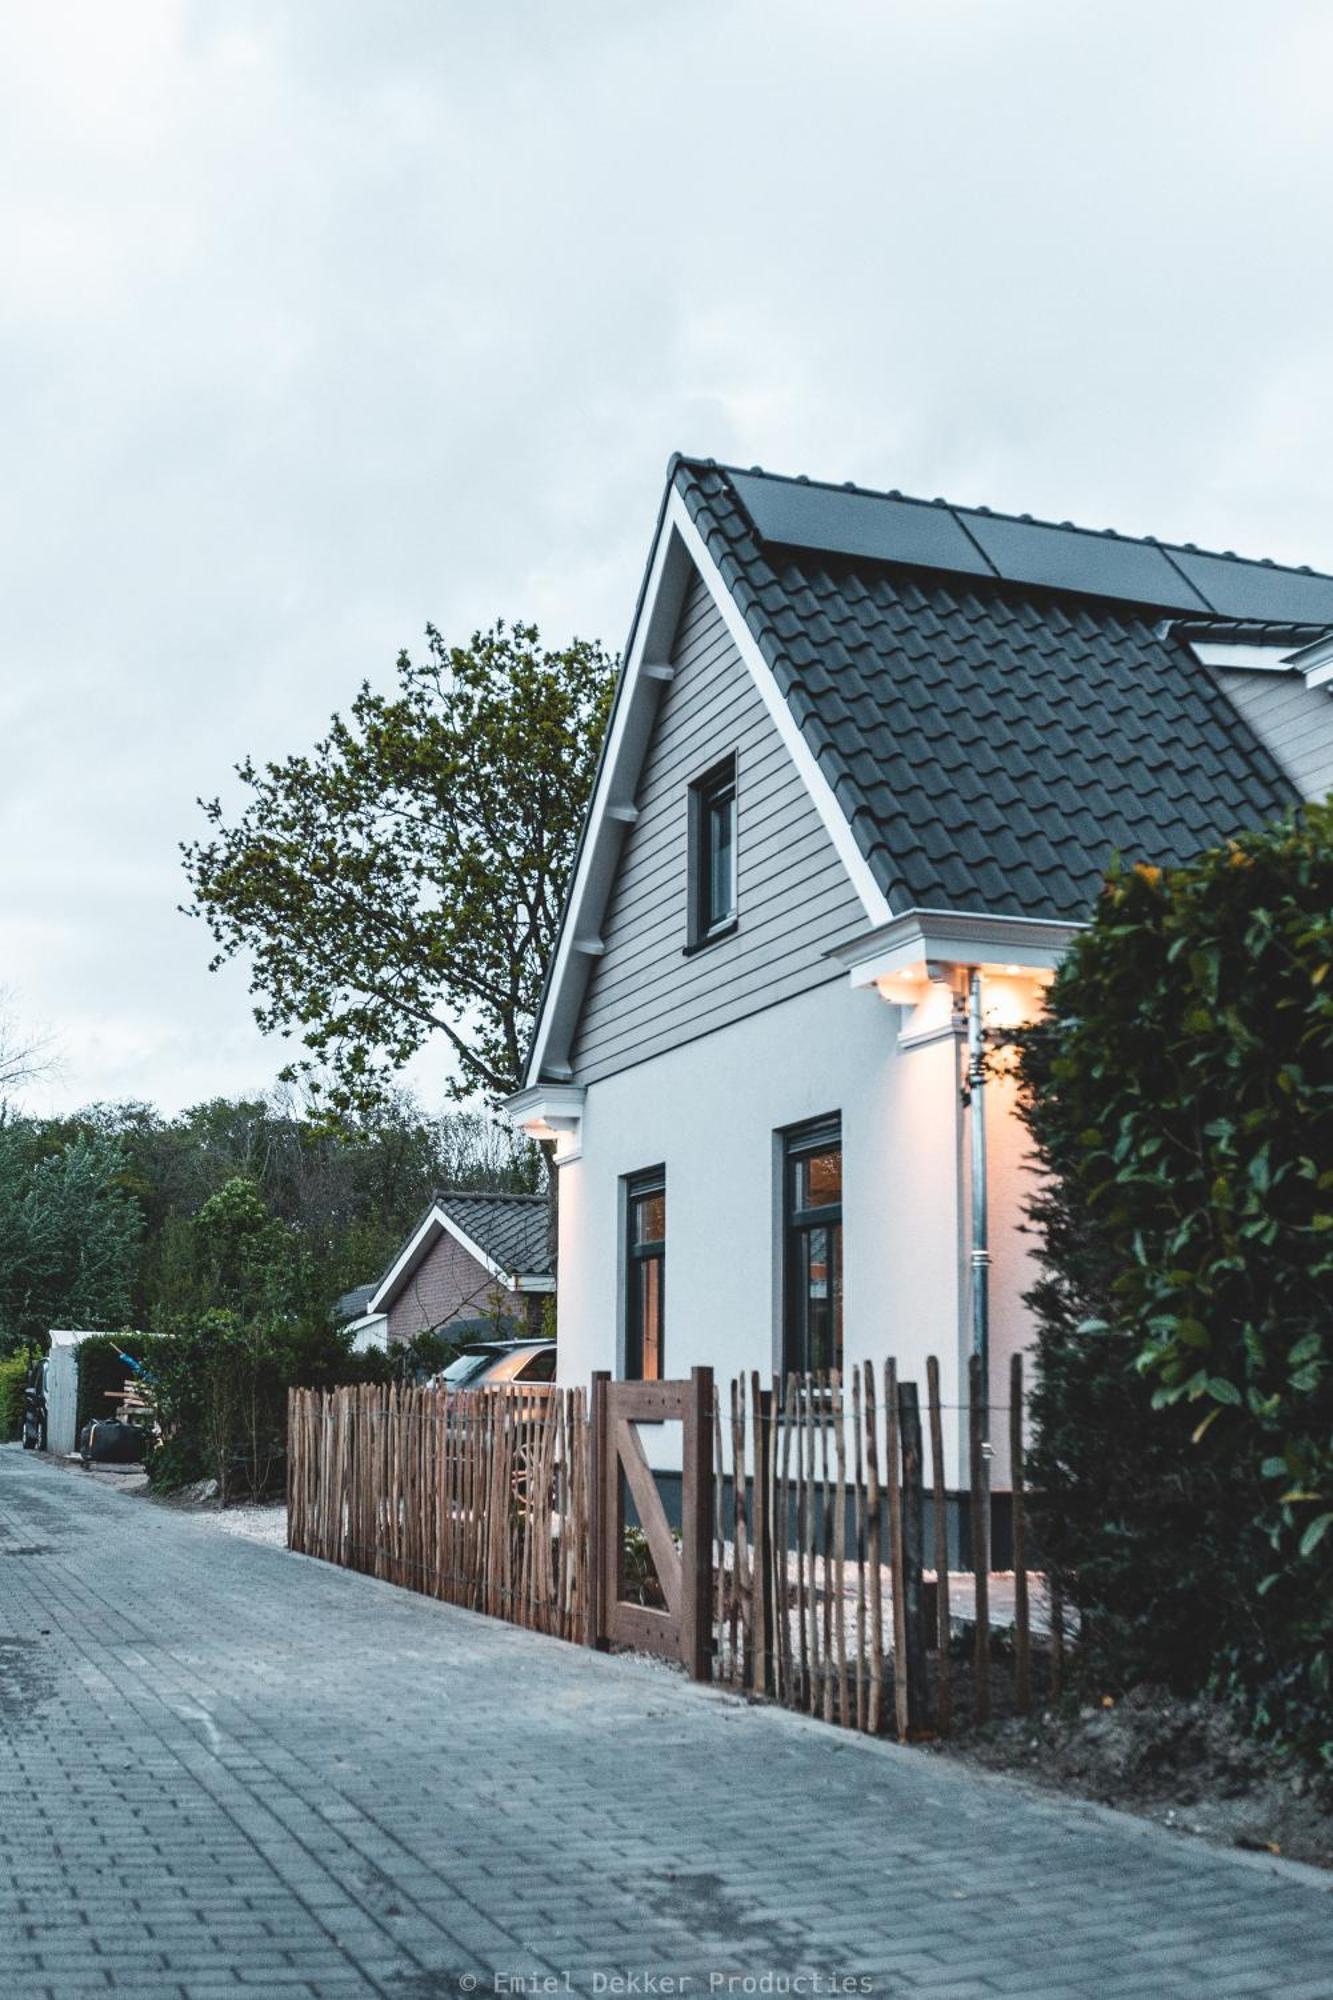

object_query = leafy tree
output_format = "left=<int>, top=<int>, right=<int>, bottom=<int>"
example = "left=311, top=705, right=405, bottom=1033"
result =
left=0, top=1126, right=141, bottom=1353
left=182, top=621, right=615, bottom=1112
left=17, top=1090, right=539, bottom=1330
left=1019, top=803, right=1333, bottom=1751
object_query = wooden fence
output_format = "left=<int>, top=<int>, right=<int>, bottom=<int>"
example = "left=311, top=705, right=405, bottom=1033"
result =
left=712, top=1353, right=1046, bottom=1738
left=287, top=1381, right=593, bottom=1642
left=288, top=1354, right=1053, bottom=1742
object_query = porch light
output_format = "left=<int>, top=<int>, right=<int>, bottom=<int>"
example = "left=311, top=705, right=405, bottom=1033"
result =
left=500, top=1082, right=587, bottom=1161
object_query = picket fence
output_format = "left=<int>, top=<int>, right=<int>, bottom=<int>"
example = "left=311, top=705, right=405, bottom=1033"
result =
left=288, top=1354, right=1055, bottom=1740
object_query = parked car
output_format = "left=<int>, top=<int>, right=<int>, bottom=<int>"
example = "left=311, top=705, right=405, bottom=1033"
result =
left=431, top=1341, right=558, bottom=1503
left=432, top=1340, right=556, bottom=1391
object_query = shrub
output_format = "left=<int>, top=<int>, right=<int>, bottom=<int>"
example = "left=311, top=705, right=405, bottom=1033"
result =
left=0, top=1353, right=28, bottom=1440
left=1020, top=802, right=1333, bottom=1756
left=138, top=1311, right=384, bottom=1504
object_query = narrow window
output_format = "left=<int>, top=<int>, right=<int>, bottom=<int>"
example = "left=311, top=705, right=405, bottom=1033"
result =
left=783, top=1118, right=843, bottom=1377
left=625, top=1170, right=666, bottom=1380
left=688, top=756, right=737, bottom=947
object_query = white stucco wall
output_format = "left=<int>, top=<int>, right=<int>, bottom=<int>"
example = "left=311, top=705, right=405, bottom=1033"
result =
left=555, top=972, right=1042, bottom=1486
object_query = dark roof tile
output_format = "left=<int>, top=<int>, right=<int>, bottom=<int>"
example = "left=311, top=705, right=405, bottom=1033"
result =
left=673, top=460, right=1303, bottom=920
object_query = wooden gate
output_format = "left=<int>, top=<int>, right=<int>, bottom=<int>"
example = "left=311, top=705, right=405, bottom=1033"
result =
left=590, top=1367, right=713, bottom=1679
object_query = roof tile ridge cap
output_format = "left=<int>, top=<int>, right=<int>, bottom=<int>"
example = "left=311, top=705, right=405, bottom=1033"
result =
left=436, top=1187, right=547, bottom=1203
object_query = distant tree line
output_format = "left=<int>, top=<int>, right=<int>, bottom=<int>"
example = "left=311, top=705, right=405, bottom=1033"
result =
left=0, top=1089, right=539, bottom=1357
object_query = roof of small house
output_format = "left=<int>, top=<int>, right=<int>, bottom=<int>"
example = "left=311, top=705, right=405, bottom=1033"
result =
left=429, top=1191, right=552, bottom=1281
left=368, top=1190, right=552, bottom=1315
left=670, top=457, right=1332, bottom=924
left=333, top=1283, right=378, bottom=1323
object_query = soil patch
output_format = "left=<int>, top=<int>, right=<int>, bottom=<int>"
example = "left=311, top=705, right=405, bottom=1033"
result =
left=931, top=1679, right=1333, bottom=1870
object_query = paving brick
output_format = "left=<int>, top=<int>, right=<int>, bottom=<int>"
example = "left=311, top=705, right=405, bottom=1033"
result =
left=4, top=1444, right=1333, bottom=2000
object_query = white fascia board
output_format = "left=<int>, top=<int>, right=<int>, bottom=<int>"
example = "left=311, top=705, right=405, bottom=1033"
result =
left=668, top=490, right=893, bottom=932
left=340, top=1304, right=386, bottom=1336
left=832, top=907, right=1085, bottom=987
left=524, top=512, right=695, bottom=1085
left=1189, top=641, right=1296, bottom=672
left=1284, top=630, right=1333, bottom=688
left=523, top=482, right=893, bottom=1085
left=369, top=1203, right=511, bottom=1313
left=369, top=1208, right=444, bottom=1312
left=514, top=1273, right=557, bottom=1294
left=434, top=1212, right=523, bottom=1291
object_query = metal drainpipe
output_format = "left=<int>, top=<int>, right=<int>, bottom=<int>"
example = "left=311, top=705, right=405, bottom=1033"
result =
left=966, top=967, right=991, bottom=1569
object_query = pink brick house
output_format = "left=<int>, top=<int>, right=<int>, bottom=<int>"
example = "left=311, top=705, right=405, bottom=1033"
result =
left=356, top=1192, right=554, bottom=1351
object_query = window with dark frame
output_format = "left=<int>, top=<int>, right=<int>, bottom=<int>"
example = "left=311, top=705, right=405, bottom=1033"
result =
left=688, top=755, right=737, bottom=947
left=625, top=1170, right=665, bottom=1381
left=782, top=1118, right=843, bottom=1378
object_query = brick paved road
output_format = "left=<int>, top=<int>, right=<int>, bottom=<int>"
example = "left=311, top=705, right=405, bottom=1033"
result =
left=3, top=1447, right=1331, bottom=2000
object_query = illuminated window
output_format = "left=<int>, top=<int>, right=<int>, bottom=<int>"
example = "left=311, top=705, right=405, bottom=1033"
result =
left=625, top=1170, right=665, bottom=1380
left=782, top=1118, right=843, bottom=1377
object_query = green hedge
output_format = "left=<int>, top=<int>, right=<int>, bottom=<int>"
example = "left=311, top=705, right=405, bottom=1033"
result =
left=1020, top=801, right=1333, bottom=1758
left=0, top=1354, right=27, bottom=1441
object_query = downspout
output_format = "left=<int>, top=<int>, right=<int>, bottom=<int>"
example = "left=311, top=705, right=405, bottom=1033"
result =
left=966, top=968, right=991, bottom=1567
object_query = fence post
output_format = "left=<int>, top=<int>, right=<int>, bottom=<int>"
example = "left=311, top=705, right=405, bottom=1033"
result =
left=898, top=1380, right=930, bottom=1735
left=589, top=1371, right=611, bottom=1651
left=1010, top=1353, right=1031, bottom=1710
left=752, top=1382, right=774, bottom=1696
left=885, top=1359, right=909, bottom=1743
left=925, top=1356, right=952, bottom=1735
left=683, top=1366, right=715, bottom=1682
left=969, top=1353, right=991, bottom=1726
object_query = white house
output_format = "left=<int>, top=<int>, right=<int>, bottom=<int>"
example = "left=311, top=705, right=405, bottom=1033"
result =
left=505, top=456, right=1333, bottom=1501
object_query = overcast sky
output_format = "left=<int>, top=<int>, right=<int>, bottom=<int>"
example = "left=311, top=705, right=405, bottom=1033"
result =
left=5, top=0, right=1333, bottom=1117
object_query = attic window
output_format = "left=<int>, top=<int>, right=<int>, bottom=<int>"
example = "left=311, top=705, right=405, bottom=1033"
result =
left=686, top=755, right=737, bottom=950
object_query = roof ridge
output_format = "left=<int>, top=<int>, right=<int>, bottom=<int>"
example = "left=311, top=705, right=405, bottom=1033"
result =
left=673, top=454, right=1331, bottom=583
left=434, top=1187, right=547, bottom=1204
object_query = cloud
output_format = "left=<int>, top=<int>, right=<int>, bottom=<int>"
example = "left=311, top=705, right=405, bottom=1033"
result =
left=3, top=0, right=1332, bottom=1113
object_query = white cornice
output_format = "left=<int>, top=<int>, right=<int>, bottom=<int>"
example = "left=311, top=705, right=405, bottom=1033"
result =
left=831, top=907, right=1084, bottom=989
left=501, top=1084, right=586, bottom=1165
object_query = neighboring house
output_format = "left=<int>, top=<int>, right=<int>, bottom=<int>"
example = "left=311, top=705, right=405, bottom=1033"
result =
left=366, top=1191, right=554, bottom=1349
left=333, top=1282, right=390, bottom=1356
left=505, top=454, right=1333, bottom=1498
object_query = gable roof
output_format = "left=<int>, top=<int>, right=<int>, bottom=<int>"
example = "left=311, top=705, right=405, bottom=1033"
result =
left=435, top=1192, right=551, bottom=1280
left=369, top=1190, right=552, bottom=1314
left=677, top=459, right=1309, bottom=924
left=520, top=456, right=1329, bottom=1087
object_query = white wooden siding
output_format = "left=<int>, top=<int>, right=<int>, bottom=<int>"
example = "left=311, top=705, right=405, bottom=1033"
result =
left=1215, top=669, right=1333, bottom=801
left=570, top=572, right=865, bottom=1086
